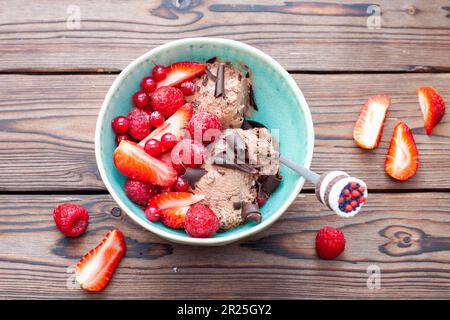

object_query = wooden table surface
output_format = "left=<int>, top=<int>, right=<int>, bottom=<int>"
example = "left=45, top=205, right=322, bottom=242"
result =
left=1, top=0, right=449, bottom=299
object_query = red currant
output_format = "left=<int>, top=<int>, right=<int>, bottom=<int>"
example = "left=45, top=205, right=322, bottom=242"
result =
left=144, top=139, right=162, bottom=157
left=150, top=111, right=165, bottom=128
left=161, top=133, right=178, bottom=151
left=141, top=76, right=157, bottom=94
left=174, top=176, right=190, bottom=192
left=172, top=162, right=185, bottom=174
left=257, top=194, right=269, bottom=207
left=115, top=134, right=131, bottom=145
left=152, top=65, right=167, bottom=81
left=180, top=81, right=196, bottom=96
left=112, top=116, right=130, bottom=134
left=132, top=91, right=151, bottom=109
left=145, top=206, right=160, bottom=222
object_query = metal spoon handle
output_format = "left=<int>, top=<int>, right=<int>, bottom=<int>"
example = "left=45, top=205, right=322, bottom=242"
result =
left=280, top=156, right=320, bottom=185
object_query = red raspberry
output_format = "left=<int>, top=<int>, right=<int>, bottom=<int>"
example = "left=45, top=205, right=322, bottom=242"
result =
left=315, top=226, right=346, bottom=260
left=132, top=91, right=151, bottom=109
left=53, top=203, right=89, bottom=237
left=141, top=76, right=157, bottom=94
left=151, top=87, right=184, bottom=118
left=185, top=204, right=219, bottom=238
left=188, top=111, right=222, bottom=144
left=171, top=139, right=206, bottom=169
left=127, top=107, right=151, bottom=140
left=152, top=65, right=167, bottom=82
left=125, top=178, right=160, bottom=206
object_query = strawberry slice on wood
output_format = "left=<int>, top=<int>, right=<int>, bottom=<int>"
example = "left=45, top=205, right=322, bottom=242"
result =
left=156, top=62, right=207, bottom=88
left=148, top=192, right=204, bottom=210
left=159, top=206, right=190, bottom=229
left=353, top=95, right=390, bottom=149
left=417, top=86, right=446, bottom=135
left=139, top=103, right=193, bottom=146
left=114, top=140, right=177, bottom=187
left=385, top=121, right=419, bottom=181
left=75, top=229, right=126, bottom=292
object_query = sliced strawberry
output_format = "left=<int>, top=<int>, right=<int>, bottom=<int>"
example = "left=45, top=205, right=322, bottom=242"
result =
left=139, top=103, right=193, bottom=146
left=114, top=140, right=177, bottom=187
left=159, top=206, right=189, bottom=229
left=75, top=229, right=126, bottom=292
left=148, top=192, right=204, bottom=210
left=353, top=95, right=390, bottom=150
left=156, top=150, right=173, bottom=167
left=417, top=86, right=446, bottom=135
left=385, top=121, right=419, bottom=181
left=156, top=62, right=206, bottom=88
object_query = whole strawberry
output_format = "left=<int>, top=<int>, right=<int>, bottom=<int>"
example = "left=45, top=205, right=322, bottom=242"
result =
left=124, top=178, right=160, bottom=206
left=188, top=111, right=222, bottom=144
left=151, top=86, right=184, bottom=118
left=127, top=107, right=151, bottom=140
left=53, top=203, right=89, bottom=237
left=185, top=204, right=219, bottom=238
left=315, top=226, right=346, bottom=260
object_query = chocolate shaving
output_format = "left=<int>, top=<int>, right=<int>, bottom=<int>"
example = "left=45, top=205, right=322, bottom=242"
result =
left=241, top=119, right=254, bottom=130
left=241, top=119, right=267, bottom=130
left=233, top=202, right=242, bottom=210
left=206, top=56, right=217, bottom=64
left=181, top=168, right=207, bottom=186
left=241, top=202, right=262, bottom=224
left=246, top=212, right=262, bottom=224
left=201, top=74, right=209, bottom=86
left=237, top=61, right=250, bottom=72
left=249, top=85, right=258, bottom=111
left=226, top=132, right=246, bottom=163
left=262, top=174, right=282, bottom=194
left=204, top=68, right=216, bottom=82
left=214, top=63, right=225, bottom=98
left=213, top=154, right=258, bottom=175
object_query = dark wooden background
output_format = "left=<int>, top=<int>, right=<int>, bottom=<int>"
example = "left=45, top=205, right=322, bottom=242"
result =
left=0, top=0, right=449, bottom=299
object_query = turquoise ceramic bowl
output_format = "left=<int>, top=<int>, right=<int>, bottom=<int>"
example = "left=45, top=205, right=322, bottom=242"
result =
left=95, top=38, right=314, bottom=245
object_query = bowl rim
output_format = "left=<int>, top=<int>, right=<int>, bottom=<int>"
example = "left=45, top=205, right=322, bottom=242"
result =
left=95, top=37, right=314, bottom=246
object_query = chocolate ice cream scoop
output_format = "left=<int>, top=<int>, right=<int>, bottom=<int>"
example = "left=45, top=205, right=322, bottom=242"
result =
left=280, top=156, right=368, bottom=218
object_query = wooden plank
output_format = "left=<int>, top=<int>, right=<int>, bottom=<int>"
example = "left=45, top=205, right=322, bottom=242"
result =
left=0, top=73, right=449, bottom=191
left=0, top=193, right=450, bottom=299
left=1, top=0, right=449, bottom=72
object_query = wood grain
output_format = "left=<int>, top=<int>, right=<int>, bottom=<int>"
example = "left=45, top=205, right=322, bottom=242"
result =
left=1, top=0, right=449, bottom=72
left=1, top=193, right=450, bottom=299
left=0, top=73, right=449, bottom=191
